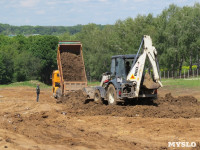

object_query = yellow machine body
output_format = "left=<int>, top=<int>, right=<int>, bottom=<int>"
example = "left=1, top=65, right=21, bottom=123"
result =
left=52, top=70, right=60, bottom=97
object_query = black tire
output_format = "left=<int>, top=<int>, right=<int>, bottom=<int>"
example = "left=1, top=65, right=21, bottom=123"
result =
left=107, top=84, right=117, bottom=105
left=94, top=89, right=102, bottom=103
left=56, top=88, right=62, bottom=99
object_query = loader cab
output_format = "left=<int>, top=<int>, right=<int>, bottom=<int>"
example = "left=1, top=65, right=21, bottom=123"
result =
left=111, top=54, right=137, bottom=79
left=52, top=70, right=60, bottom=97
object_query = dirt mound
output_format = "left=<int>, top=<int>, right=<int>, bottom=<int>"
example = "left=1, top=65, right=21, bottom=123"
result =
left=57, top=90, right=87, bottom=107
left=157, top=93, right=198, bottom=106
left=59, top=92, right=200, bottom=118
left=142, top=73, right=160, bottom=89
left=60, top=52, right=85, bottom=81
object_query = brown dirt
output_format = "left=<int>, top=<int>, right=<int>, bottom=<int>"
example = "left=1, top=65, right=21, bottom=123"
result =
left=58, top=91, right=200, bottom=119
left=142, top=73, right=160, bottom=89
left=0, top=87, right=200, bottom=150
left=60, top=52, right=85, bottom=81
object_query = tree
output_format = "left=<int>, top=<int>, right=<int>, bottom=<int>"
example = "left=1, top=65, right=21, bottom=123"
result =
left=28, top=35, right=59, bottom=84
left=13, top=51, right=41, bottom=81
left=0, top=47, right=14, bottom=84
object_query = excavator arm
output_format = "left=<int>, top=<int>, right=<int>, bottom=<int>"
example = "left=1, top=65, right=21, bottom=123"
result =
left=127, top=35, right=163, bottom=97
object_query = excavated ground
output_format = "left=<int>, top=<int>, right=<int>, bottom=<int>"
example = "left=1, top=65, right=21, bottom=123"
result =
left=60, top=52, right=85, bottom=81
left=58, top=91, right=200, bottom=118
left=0, top=87, right=200, bottom=150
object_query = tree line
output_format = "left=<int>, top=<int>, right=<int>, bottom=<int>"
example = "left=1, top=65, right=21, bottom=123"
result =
left=0, top=23, right=104, bottom=35
left=0, top=3, right=199, bottom=84
left=76, top=3, right=200, bottom=80
left=0, top=35, right=58, bottom=84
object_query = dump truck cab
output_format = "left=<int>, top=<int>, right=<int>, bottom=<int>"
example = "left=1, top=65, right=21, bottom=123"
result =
left=52, top=70, right=61, bottom=98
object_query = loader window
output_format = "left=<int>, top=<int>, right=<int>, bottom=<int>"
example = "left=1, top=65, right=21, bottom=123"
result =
left=116, top=58, right=126, bottom=78
left=111, top=58, right=116, bottom=76
left=125, top=59, right=133, bottom=76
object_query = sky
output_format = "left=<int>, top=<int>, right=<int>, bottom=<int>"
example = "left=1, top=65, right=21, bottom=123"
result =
left=0, top=0, right=199, bottom=26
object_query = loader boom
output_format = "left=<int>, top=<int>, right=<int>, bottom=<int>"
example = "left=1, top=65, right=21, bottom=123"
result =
left=127, top=35, right=163, bottom=97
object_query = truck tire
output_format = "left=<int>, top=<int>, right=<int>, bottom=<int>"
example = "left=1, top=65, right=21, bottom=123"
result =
left=107, top=84, right=117, bottom=105
left=56, top=88, right=62, bottom=99
left=94, top=89, right=102, bottom=103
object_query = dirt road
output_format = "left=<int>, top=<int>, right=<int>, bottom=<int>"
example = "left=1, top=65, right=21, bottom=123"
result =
left=0, top=87, right=200, bottom=150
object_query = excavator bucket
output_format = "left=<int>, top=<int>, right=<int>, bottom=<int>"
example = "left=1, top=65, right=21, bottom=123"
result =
left=142, top=73, right=160, bottom=89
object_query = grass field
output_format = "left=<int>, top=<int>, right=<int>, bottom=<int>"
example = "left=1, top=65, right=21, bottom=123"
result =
left=88, top=81, right=100, bottom=86
left=89, top=79, right=200, bottom=88
left=0, top=80, right=50, bottom=88
left=161, top=78, right=200, bottom=88
left=0, top=79, right=199, bottom=89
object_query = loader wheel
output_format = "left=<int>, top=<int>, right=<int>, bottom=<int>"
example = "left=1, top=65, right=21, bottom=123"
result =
left=107, top=84, right=117, bottom=105
left=94, top=89, right=102, bottom=103
left=56, top=88, right=62, bottom=99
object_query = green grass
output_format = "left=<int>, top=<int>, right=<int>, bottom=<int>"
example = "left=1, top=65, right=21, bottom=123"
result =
left=0, top=80, right=51, bottom=88
left=161, top=78, right=200, bottom=88
left=0, top=80, right=101, bottom=88
left=1, top=79, right=199, bottom=89
left=88, top=79, right=200, bottom=89
left=88, top=81, right=100, bottom=86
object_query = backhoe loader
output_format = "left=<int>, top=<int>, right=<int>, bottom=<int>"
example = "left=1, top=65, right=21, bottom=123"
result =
left=84, top=35, right=163, bottom=104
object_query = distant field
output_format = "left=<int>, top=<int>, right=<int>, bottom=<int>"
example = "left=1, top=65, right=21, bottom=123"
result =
left=1, top=79, right=199, bottom=89
left=161, top=78, right=200, bottom=88
left=0, top=80, right=100, bottom=88
left=88, top=81, right=100, bottom=86
left=0, top=80, right=50, bottom=88
left=88, top=79, right=200, bottom=88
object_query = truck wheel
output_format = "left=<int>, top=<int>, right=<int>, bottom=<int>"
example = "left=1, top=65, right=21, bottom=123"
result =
left=56, top=88, right=62, bottom=99
left=107, top=84, right=117, bottom=105
left=94, top=89, right=102, bottom=103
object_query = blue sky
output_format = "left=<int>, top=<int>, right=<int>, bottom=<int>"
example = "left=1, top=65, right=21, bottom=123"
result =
left=0, top=0, right=199, bottom=26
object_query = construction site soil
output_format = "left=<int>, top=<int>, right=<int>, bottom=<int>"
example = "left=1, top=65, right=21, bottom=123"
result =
left=58, top=91, right=200, bottom=119
left=61, top=52, right=85, bottom=81
left=0, top=87, right=200, bottom=150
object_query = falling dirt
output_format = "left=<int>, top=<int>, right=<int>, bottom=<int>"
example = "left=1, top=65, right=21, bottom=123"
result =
left=60, top=52, right=85, bottom=81
left=58, top=91, right=200, bottom=119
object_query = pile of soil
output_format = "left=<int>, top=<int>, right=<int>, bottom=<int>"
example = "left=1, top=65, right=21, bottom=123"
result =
left=142, top=73, right=160, bottom=89
left=57, top=90, right=87, bottom=107
left=59, top=91, right=200, bottom=118
left=60, top=52, right=85, bottom=81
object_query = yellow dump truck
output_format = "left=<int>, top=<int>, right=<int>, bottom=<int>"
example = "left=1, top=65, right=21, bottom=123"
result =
left=52, top=41, right=87, bottom=98
left=52, top=70, right=60, bottom=98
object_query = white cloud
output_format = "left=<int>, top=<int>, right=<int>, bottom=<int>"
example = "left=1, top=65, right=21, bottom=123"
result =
left=35, top=10, right=45, bottom=15
left=24, top=18, right=31, bottom=24
left=120, top=0, right=128, bottom=2
left=0, top=0, right=198, bottom=26
left=19, top=0, right=40, bottom=8
left=133, top=0, right=147, bottom=2
left=46, top=1, right=57, bottom=5
left=78, top=0, right=90, bottom=2
left=98, top=0, right=108, bottom=2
